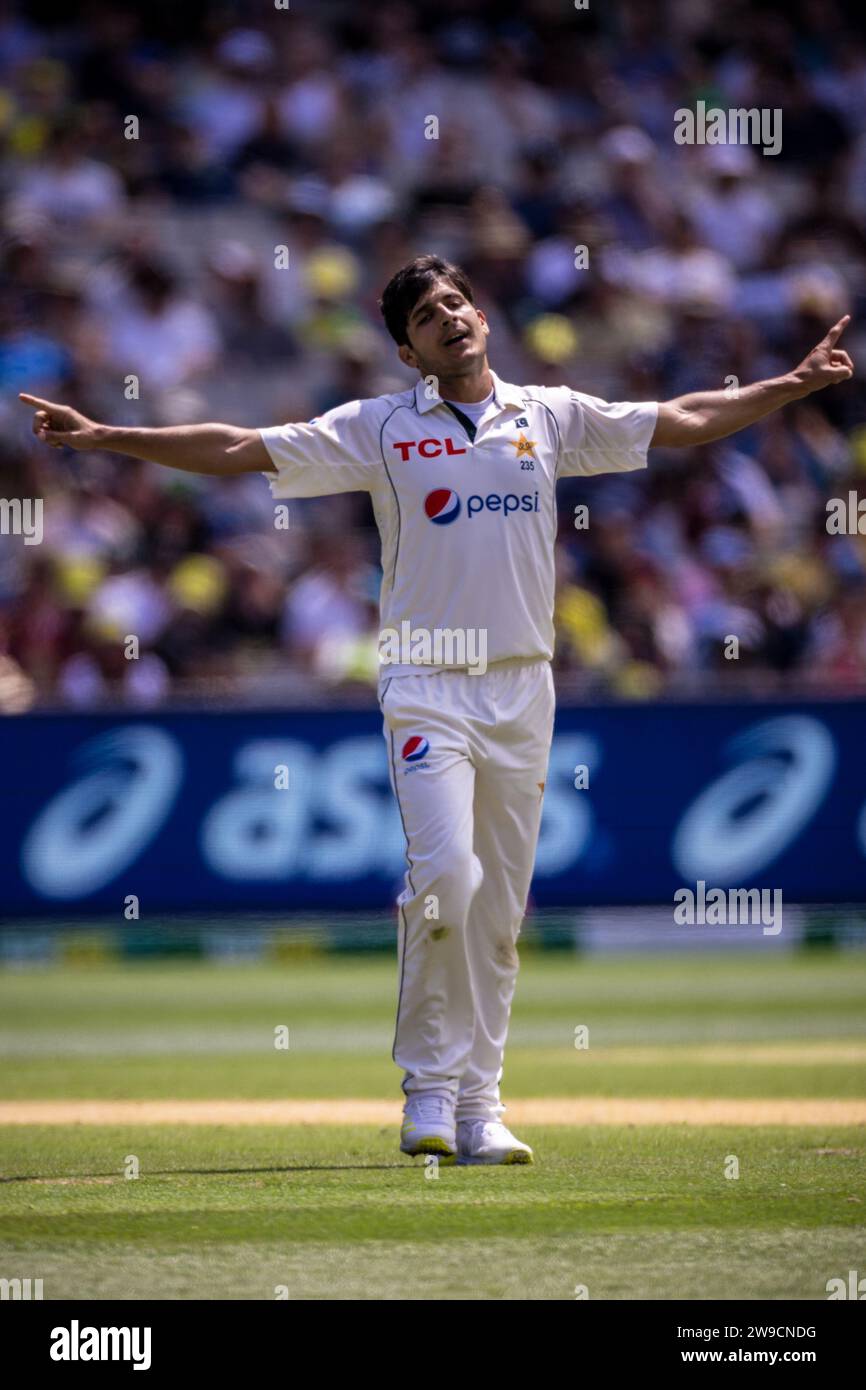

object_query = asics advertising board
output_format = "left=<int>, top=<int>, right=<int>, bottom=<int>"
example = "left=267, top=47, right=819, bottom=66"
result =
left=0, top=703, right=864, bottom=912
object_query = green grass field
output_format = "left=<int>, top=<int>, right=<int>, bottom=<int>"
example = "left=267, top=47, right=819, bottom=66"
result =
left=1, top=949, right=864, bottom=1300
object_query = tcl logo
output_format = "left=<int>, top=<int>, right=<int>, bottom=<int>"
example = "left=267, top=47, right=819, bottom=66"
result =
left=392, top=438, right=467, bottom=461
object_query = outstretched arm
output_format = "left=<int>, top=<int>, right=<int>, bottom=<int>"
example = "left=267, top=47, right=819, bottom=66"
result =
left=17, top=394, right=271, bottom=475
left=651, top=315, right=855, bottom=448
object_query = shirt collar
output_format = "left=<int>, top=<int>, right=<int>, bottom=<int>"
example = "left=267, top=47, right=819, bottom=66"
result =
left=413, top=369, right=524, bottom=416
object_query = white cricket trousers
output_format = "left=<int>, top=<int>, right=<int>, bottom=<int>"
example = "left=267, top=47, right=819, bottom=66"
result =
left=379, top=658, right=555, bottom=1122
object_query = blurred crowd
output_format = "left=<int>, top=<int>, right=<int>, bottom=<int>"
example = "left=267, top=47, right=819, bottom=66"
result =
left=2, top=0, right=866, bottom=709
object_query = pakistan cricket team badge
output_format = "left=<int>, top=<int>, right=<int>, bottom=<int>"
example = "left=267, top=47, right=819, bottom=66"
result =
left=512, top=433, right=537, bottom=460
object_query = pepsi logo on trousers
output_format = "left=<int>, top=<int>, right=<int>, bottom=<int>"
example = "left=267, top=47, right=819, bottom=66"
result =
left=402, top=735, right=430, bottom=761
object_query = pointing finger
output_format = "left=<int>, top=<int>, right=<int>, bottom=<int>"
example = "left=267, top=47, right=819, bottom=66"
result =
left=823, top=314, right=851, bottom=347
left=19, top=393, right=59, bottom=411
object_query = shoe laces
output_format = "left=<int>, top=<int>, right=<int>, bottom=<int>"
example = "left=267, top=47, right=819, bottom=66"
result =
left=408, top=1094, right=453, bottom=1121
left=457, top=1117, right=494, bottom=1137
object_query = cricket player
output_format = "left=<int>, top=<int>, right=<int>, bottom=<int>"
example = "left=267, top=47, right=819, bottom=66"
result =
left=20, top=255, right=854, bottom=1165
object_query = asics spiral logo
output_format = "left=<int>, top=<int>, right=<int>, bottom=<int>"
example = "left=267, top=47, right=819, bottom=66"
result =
left=21, top=727, right=184, bottom=897
left=672, top=716, right=836, bottom=881
left=402, top=736, right=430, bottom=762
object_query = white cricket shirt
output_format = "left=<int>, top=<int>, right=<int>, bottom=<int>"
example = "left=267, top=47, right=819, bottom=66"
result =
left=259, top=370, right=657, bottom=680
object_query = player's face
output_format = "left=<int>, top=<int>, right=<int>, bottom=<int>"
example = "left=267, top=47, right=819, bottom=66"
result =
left=399, top=277, right=489, bottom=378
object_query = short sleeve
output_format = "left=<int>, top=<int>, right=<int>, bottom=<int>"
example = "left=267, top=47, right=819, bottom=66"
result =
left=259, top=398, right=381, bottom=498
left=548, top=389, right=658, bottom=478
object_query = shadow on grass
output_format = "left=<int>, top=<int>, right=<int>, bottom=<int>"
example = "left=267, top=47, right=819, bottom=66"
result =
left=0, top=1163, right=417, bottom=1182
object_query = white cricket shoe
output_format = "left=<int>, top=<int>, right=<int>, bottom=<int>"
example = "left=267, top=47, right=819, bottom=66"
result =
left=456, top=1118, right=534, bottom=1165
left=400, top=1093, right=457, bottom=1159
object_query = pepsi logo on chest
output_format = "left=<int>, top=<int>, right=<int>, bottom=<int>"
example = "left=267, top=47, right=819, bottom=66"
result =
left=425, top=489, right=461, bottom=524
